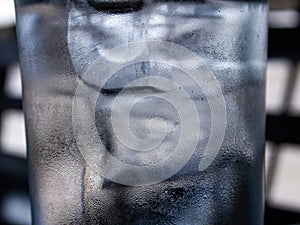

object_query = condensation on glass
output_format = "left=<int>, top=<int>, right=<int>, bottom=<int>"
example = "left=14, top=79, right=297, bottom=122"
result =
left=14, top=0, right=268, bottom=224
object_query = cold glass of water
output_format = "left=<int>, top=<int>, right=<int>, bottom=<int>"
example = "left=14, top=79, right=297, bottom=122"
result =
left=14, top=0, right=268, bottom=224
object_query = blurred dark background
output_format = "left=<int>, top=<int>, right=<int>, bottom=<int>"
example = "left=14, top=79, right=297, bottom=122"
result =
left=1, top=0, right=300, bottom=224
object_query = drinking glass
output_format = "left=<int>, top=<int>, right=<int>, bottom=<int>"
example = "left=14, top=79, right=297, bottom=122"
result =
left=14, top=0, right=268, bottom=224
